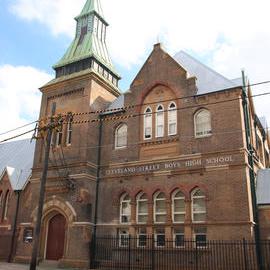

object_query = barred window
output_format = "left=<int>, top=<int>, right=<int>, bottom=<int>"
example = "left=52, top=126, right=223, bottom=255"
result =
left=156, top=105, right=164, bottom=138
left=172, top=190, right=185, bottom=223
left=154, top=192, right=167, bottom=223
left=144, top=107, right=152, bottom=140
left=168, top=102, right=177, bottom=136
left=136, top=193, right=148, bottom=224
left=120, top=194, right=131, bottom=224
left=194, top=109, right=212, bottom=137
left=115, top=124, right=128, bottom=149
left=119, top=229, right=129, bottom=247
left=192, top=189, right=206, bottom=222
left=155, top=228, right=165, bottom=247
left=137, top=228, right=147, bottom=247
left=174, top=228, right=185, bottom=248
left=194, top=227, right=207, bottom=248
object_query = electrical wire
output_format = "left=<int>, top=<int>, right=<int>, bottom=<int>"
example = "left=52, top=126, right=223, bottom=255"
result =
left=0, top=129, right=36, bottom=144
left=57, top=79, right=270, bottom=117
left=0, top=121, right=38, bottom=136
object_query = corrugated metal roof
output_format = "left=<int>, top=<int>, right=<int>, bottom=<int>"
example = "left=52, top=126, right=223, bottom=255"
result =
left=257, top=169, right=270, bottom=205
left=173, top=51, right=242, bottom=95
left=0, top=139, right=35, bottom=191
left=76, top=0, right=105, bottom=21
left=103, top=95, right=125, bottom=115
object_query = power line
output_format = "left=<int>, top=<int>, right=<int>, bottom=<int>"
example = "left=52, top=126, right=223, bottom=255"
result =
left=0, top=121, right=38, bottom=136
left=58, top=79, right=270, bottom=117
left=48, top=127, right=270, bottom=151
left=0, top=129, right=36, bottom=144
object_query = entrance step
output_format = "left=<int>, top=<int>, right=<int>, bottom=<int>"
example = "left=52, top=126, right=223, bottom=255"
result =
left=39, top=260, right=59, bottom=268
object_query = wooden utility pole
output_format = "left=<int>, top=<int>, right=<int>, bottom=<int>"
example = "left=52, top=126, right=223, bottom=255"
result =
left=29, top=102, right=56, bottom=270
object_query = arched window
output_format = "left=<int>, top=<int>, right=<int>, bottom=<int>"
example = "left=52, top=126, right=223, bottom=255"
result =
left=0, top=191, right=3, bottom=210
left=2, top=190, right=10, bottom=221
left=168, top=102, right=177, bottom=136
left=172, top=190, right=185, bottom=223
left=156, top=105, right=164, bottom=138
left=192, top=189, right=206, bottom=222
left=120, top=193, right=131, bottom=224
left=115, top=124, right=128, bottom=149
left=66, top=115, right=73, bottom=145
left=154, top=192, right=167, bottom=223
left=136, top=193, right=148, bottom=224
left=144, top=107, right=152, bottom=140
left=194, top=109, right=212, bottom=137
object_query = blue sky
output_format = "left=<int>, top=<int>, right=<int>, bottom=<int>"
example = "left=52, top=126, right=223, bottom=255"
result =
left=1, top=0, right=270, bottom=140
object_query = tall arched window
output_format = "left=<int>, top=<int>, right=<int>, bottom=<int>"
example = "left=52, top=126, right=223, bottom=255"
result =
left=172, top=190, right=185, bottom=223
left=154, top=192, right=167, bottom=223
left=66, top=115, right=73, bottom=145
left=2, top=190, right=10, bottom=221
left=144, top=107, right=152, bottom=140
left=194, top=109, right=212, bottom=138
left=115, top=124, right=128, bottom=149
left=168, top=102, right=177, bottom=136
left=192, top=189, right=206, bottom=222
left=136, top=193, right=148, bottom=224
left=120, top=193, right=131, bottom=224
left=156, top=105, right=164, bottom=138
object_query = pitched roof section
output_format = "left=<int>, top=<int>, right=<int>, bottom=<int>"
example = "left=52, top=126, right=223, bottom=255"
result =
left=76, top=0, right=105, bottom=22
left=174, top=51, right=242, bottom=95
left=257, top=169, right=270, bottom=205
left=0, top=139, right=35, bottom=191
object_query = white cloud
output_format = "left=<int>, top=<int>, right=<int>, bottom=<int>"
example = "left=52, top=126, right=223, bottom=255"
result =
left=0, top=65, right=52, bottom=142
left=9, top=0, right=270, bottom=122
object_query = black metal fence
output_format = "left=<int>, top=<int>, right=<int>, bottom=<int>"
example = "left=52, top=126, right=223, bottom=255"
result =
left=92, top=236, right=270, bottom=270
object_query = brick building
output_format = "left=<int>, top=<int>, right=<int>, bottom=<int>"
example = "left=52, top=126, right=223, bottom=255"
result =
left=0, top=0, right=270, bottom=268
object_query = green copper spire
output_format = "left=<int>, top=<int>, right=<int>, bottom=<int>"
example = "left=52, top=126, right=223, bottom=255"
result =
left=53, top=0, right=120, bottom=87
left=76, top=0, right=106, bottom=22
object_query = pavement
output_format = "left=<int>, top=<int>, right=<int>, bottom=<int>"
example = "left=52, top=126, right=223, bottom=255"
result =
left=0, top=263, right=78, bottom=270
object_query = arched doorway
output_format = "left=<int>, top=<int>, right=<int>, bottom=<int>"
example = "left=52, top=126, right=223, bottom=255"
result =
left=46, top=214, right=66, bottom=261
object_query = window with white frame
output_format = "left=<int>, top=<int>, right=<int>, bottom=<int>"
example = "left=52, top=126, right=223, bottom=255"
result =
left=155, top=228, right=165, bottom=247
left=144, top=107, right=152, bottom=140
left=154, top=192, right=167, bottom=223
left=115, top=124, right=128, bottom=149
left=174, top=228, right=185, bottom=248
left=136, top=193, right=148, bottom=224
left=66, top=117, right=73, bottom=145
left=120, top=194, right=131, bottom=224
left=3, top=190, right=10, bottom=220
left=168, top=102, right=177, bottom=136
left=156, top=105, right=164, bottom=138
left=119, top=229, right=129, bottom=247
left=194, top=227, right=207, bottom=248
left=194, top=109, right=212, bottom=137
left=56, top=125, right=63, bottom=146
left=192, top=189, right=206, bottom=222
left=137, top=228, right=147, bottom=247
left=172, top=190, right=185, bottom=223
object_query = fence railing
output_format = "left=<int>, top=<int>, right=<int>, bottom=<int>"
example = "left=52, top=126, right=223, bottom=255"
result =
left=92, top=236, right=270, bottom=270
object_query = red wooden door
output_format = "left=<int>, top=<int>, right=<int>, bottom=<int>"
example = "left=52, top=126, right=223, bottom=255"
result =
left=46, top=214, right=66, bottom=261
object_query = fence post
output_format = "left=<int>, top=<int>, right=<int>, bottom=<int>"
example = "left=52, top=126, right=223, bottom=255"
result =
left=243, top=238, right=248, bottom=270
left=151, top=235, right=155, bottom=270
left=128, top=235, right=131, bottom=270
left=195, top=240, right=198, bottom=270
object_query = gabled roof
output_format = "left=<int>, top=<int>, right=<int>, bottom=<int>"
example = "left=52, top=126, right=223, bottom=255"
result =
left=257, top=169, right=270, bottom=205
left=174, top=51, right=242, bottom=95
left=0, top=139, right=35, bottom=191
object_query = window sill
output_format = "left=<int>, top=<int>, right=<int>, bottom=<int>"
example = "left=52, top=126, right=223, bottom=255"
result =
left=195, top=134, right=212, bottom=139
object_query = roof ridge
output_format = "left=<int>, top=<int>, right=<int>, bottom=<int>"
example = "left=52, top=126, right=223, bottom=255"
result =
left=176, top=50, right=234, bottom=85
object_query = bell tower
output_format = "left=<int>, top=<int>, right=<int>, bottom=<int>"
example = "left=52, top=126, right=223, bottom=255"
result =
left=53, top=0, right=120, bottom=91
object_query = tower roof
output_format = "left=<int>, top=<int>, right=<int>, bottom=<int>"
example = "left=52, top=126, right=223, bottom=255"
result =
left=52, top=0, right=120, bottom=88
left=75, top=0, right=106, bottom=23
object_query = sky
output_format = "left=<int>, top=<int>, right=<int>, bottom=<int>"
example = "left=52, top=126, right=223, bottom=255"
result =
left=0, top=0, right=270, bottom=141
